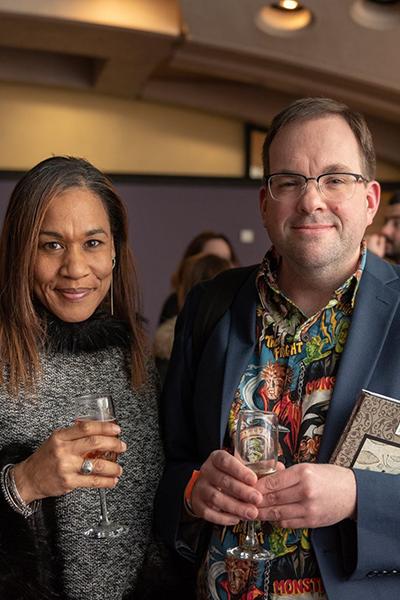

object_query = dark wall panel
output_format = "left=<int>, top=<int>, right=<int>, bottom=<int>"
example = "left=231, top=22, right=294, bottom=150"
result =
left=0, top=179, right=17, bottom=223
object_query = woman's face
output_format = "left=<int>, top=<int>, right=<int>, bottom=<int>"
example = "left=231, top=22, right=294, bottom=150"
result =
left=33, top=187, right=115, bottom=323
left=201, top=238, right=232, bottom=262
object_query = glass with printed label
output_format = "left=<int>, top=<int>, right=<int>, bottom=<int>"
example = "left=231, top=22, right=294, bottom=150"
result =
left=226, top=409, right=279, bottom=561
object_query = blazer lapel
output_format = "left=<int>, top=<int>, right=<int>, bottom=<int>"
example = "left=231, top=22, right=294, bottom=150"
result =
left=194, top=267, right=259, bottom=453
left=319, top=254, right=400, bottom=462
left=219, top=269, right=259, bottom=444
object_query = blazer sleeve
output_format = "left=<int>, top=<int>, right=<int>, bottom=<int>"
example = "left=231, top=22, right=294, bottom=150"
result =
left=312, top=255, right=400, bottom=583
left=347, top=469, right=400, bottom=577
left=154, top=282, right=210, bottom=562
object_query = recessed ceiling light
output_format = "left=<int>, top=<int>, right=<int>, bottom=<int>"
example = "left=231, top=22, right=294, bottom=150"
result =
left=278, top=0, right=300, bottom=9
left=350, top=0, right=400, bottom=29
left=255, top=3, right=313, bottom=36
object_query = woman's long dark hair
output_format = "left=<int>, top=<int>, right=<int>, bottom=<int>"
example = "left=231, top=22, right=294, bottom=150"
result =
left=0, top=156, right=148, bottom=394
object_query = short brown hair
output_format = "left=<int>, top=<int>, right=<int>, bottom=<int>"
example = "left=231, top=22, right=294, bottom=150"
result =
left=262, top=97, right=376, bottom=182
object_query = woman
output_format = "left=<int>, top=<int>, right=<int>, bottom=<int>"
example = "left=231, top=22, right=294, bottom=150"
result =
left=153, top=253, right=231, bottom=382
left=0, top=157, right=164, bottom=600
left=158, top=230, right=240, bottom=325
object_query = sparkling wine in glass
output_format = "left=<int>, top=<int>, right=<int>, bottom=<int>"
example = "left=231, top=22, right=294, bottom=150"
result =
left=226, top=409, right=278, bottom=561
left=74, top=393, right=129, bottom=539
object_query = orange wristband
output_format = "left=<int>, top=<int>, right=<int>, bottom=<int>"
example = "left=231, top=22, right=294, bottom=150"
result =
left=184, top=469, right=200, bottom=503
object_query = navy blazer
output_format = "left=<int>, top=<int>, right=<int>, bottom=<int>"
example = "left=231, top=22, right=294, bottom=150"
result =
left=155, top=251, right=400, bottom=600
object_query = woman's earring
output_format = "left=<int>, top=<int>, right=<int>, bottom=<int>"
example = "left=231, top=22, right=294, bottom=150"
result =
left=110, top=257, right=116, bottom=316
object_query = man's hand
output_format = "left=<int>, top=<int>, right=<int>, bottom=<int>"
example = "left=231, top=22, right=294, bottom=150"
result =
left=365, top=234, right=386, bottom=258
left=255, top=463, right=357, bottom=529
left=190, top=450, right=263, bottom=525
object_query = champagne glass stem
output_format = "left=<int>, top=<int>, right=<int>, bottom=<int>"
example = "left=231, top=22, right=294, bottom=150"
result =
left=244, top=520, right=258, bottom=549
left=98, top=489, right=111, bottom=526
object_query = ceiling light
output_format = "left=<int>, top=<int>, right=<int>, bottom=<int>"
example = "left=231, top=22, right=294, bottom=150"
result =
left=350, top=0, right=400, bottom=29
left=255, top=3, right=313, bottom=36
left=278, top=0, right=299, bottom=9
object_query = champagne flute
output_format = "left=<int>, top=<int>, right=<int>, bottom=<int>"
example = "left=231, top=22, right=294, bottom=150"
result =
left=226, top=409, right=278, bottom=561
left=74, top=393, right=129, bottom=539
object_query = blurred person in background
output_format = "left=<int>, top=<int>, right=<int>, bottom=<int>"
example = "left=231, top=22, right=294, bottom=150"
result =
left=154, top=252, right=231, bottom=383
left=158, top=230, right=239, bottom=326
left=365, top=190, right=400, bottom=263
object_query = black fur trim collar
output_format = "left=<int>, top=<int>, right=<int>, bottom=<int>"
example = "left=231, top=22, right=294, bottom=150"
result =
left=40, top=308, right=132, bottom=354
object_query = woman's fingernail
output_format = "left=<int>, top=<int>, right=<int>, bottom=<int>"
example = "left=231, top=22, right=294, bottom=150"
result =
left=250, top=493, right=260, bottom=505
left=246, top=508, right=257, bottom=519
left=111, top=424, right=121, bottom=433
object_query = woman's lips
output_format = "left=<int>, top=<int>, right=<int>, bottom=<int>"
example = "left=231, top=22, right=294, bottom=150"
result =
left=56, top=288, right=92, bottom=301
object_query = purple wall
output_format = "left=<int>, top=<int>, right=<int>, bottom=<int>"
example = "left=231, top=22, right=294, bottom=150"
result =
left=0, top=179, right=17, bottom=222
left=0, top=176, right=271, bottom=338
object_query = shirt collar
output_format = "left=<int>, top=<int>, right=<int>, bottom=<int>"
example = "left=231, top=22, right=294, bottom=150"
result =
left=256, top=240, right=367, bottom=313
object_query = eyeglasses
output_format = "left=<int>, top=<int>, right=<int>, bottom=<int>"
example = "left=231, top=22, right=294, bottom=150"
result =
left=266, top=172, right=369, bottom=202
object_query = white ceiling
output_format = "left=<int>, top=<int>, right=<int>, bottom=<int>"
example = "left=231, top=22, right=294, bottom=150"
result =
left=0, top=0, right=399, bottom=167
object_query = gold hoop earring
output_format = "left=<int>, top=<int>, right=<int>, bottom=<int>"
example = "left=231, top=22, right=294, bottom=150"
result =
left=110, top=257, right=116, bottom=316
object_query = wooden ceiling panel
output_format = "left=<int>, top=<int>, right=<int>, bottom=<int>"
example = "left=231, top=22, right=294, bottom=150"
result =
left=0, top=14, right=177, bottom=59
left=0, top=47, right=94, bottom=88
left=165, top=43, right=400, bottom=124
left=0, top=13, right=178, bottom=96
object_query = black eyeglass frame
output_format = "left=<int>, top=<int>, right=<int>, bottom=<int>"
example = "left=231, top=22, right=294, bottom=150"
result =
left=266, top=172, right=369, bottom=201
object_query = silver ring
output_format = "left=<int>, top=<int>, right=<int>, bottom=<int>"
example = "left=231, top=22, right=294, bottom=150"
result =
left=81, top=458, right=94, bottom=475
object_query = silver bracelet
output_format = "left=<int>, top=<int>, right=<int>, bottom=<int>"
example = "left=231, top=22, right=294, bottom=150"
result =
left=0, top=463, right=42, bottom=518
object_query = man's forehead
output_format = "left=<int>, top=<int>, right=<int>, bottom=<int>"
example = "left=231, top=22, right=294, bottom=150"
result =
left=385, top=204, right=400, bottom=219
left=274, top=114, right=353, bottom=138
left=269, top=115, right=361, bottom=167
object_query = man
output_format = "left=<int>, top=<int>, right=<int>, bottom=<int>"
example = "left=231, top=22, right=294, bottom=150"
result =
left=366, top=190, right=400, bottom=263
left=155, top=98, right=400, bottom=599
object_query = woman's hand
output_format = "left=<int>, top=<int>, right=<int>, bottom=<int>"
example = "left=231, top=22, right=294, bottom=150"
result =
left=13, top=420, right=126, bottom=504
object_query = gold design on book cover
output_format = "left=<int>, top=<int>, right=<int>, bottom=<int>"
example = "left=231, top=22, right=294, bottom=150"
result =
left=330, top=389, right=400, bottom=471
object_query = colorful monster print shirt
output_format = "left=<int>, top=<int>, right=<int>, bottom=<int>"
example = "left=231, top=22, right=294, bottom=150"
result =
left=197, top=243, right=366, bottom=600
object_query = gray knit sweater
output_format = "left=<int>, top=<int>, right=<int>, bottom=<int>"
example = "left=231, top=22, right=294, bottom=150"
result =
left=0, top=335, right=164, bottom=599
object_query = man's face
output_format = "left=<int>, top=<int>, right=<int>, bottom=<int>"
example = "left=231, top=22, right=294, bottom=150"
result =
left=381, top=203, right=400, bottom=262
left=264, top=374, right=284, bottom=400
left=260, top=116, right=380, bottom=281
